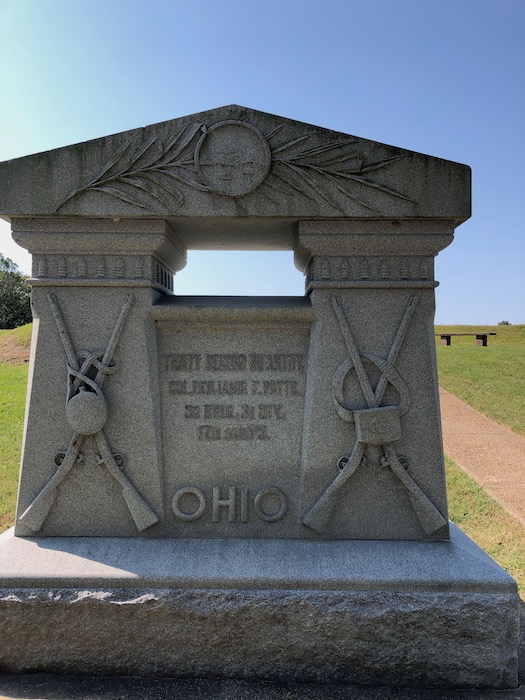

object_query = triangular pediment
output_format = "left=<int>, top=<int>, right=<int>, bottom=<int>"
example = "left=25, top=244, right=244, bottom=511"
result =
left=0, top=105, right=470, bottom=222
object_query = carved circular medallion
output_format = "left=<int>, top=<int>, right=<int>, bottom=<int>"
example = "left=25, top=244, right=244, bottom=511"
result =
left=195, top=121, right=271, bottom=197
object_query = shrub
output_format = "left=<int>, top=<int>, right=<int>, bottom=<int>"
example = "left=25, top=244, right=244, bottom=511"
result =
left=0, top=254, right=32, bottom=329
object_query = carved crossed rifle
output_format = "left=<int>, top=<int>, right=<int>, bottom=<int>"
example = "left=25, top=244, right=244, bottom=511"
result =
left=19, top=294, right=159, bottom=533
left=303, top=296, right=447, bottom=536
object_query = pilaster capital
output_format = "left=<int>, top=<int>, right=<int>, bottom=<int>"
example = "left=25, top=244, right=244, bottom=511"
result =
left=294, top=220, right=454, bottom=272
left=10, top=218, right=186, bottom=293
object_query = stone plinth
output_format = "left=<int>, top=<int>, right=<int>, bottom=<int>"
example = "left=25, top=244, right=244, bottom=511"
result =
left=0, top=525, right=518, bottom=688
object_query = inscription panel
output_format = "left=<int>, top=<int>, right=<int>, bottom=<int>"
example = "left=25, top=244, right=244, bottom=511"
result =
left=158, top=329, right=309, bottom=537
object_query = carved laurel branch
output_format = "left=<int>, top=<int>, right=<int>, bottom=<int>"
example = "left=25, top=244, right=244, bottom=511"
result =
left=57, top=123, right=212, bottom=212
left=264, top=124, right=414, bottom=214
left=57, top=121, right=414, bottom=214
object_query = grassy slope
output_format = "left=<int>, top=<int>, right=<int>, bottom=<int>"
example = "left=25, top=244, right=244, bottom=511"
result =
left=0, top=323, right=32, bottom=343
left=0, top=322, right=32, bottom=363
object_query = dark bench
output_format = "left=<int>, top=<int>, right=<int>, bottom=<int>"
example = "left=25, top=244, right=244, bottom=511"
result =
left=436, top=332, right=497, bottom=347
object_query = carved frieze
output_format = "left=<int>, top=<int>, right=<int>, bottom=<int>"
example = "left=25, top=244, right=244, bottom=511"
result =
left=31, top=254, right=174, bottom=292
left=77, top=256, right=87, bottom=278
left=308, top=256, right=435, bottom=283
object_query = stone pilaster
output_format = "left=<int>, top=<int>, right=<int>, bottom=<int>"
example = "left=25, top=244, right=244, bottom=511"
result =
left=295, top=220, right=453, bottom=540
left=12, top=218, right=186, bottom=536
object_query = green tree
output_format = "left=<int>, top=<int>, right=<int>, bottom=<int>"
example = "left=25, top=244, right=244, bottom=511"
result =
left=0, top=254, right=32, bottom=329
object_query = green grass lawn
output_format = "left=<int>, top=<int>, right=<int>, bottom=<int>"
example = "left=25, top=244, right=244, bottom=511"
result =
left=446, top=456, right=525, bottom=599
left=435, top=324, right=525, bottom=599
left=0, top=362, right=27, bottom=530
left=435, top=324, right=525, bottom=438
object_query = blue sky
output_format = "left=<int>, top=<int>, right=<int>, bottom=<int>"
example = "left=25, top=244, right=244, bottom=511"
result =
left=0, top=0, right=523, bottom=323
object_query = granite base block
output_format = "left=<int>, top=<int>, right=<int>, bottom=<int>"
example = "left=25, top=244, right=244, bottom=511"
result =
left=0, top=526, right=519, bottom=690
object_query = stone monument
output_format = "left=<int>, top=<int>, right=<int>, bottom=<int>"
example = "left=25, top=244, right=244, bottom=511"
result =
left=0, top=106, right=519, bottom=689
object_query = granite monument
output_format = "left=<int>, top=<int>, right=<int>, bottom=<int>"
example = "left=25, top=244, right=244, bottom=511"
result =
left=0, top=106, right=519, bottom=689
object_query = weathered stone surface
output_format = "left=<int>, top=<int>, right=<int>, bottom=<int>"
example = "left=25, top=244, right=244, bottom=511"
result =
left=0, top=587, right=517, bottom=688
left=0, top=674, right=523, bottom=700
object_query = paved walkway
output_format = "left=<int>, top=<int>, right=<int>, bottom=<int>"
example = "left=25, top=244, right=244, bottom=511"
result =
left=439, top=388, right=525, bottom=528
